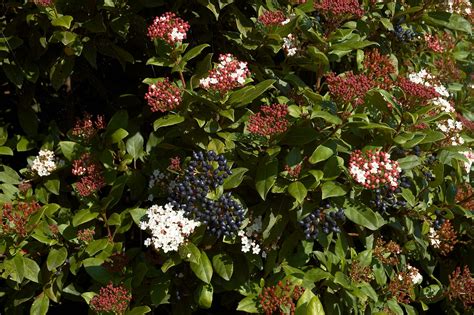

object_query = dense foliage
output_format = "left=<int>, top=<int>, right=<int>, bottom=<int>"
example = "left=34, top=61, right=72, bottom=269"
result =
left=0, top=0, right=473, bottom=314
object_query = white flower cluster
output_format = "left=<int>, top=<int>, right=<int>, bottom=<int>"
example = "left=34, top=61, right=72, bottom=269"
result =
left=199, top=54, right=250, bottom=91
left=407, top=265, right=423, bottom=285
left=408, top=69, right=449, bottom=96
left=428, top=227, right=441, bottom=248
left=446, top=0, right=472, bottom=15
left=31, top=149, right=57, bottom=177
left=238, top=217, right=263, bottom=255
left=461, top=150, right=474, bottom=173
left=170, top=27, right=186, bottom=42
left=140, top=203, right=200, bottom=253
left=282, top=34, right=298, bottom=56
left=432, top=97, right=455, bottom=113
left=436, top=119, right=464, bottom=145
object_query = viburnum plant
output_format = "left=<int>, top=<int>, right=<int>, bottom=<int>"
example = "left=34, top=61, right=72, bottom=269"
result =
left=0, top=0, right=473, bottom=314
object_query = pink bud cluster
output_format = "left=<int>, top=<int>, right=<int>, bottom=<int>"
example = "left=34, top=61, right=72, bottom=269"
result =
left=349, top=150, right=401, bottom=190
left=424, top=34, right=444, bottom=53
left=314, top=0, right=365, bottom=18
left=90, top=282, right=131, bottom=315
left=144, top=79, right=182, bottom=113
left=258, top=10, right=288, bottom=26
left=326, top=72, right=374, bottom=106
left=77, top=228, right=95, bottom=243
left=72, top=113, right=105, bottom=141
left=247, top=104, right=290, bottom=137
left=200, top=54, right=251, bottom=93
left=147, top=12, right=190, bottom=45
left=397, top=78, right=440, bottom=107
left=72, top=153, right=105, bottom=197
left=364, top=49, right=395, bottom=90
left=34, top=0, right=53, bottom=6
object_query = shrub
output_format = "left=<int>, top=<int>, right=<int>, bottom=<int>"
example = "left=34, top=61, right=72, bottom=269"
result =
left=0, top=0, right=473, bottom=314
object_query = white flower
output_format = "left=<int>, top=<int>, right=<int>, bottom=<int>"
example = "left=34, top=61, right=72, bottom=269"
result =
left=140, top=203, right=200, bottom=253
left=283, top=34, right=298, bottom=56
left=238, top=217, right=263, bottom=255
left=31, top=149, right=57, bottom=177
left=428, top=227, right=441, bottom=248
left=407, top=265, right=423, bottom=285
left=461, top=150, right=474, bottom=173
left=170, top=27, right=185, bottom=42
left=432, top=98, right=455, bottom=113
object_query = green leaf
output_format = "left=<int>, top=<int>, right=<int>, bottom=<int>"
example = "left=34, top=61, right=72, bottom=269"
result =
left=0, top=146, right=13, bottom=155
left=59, top=141, right=81, bottom=161
left=255, top=156, right=278, bottom=200
left=47, top=247, right=67, bottom=271
left=153, top=114, right=185, bottom=130
left=72, top=208, right=99, bottom=227
left=228, top=79, right=276, bottom=107
left=309, top=145, right=334, bottom=164
left=307, top=296, right=325, bottom=315
left=398, top=155, right=421, bottom=170
left=129, top=207, right=146, bottom=226
left=288, top=181, right=307, bottom=204
left=237, top=295, right=259, bottom=313
left=44, top=178, right=60, bottom=195
left=110, top=128, right=129, bottom=143
left=182, top=44, right=210, bottom=64
left=126, top=132, right=144, bottom=160
left=50, top=56, right=74, bottom=90
left=85, top=239, right=109, bottom=256
left=283, top=127, right=318, bottom=145
left=212, top=253, right=233, bottom=281
left=190, top=250, right=213, bottom=284
left=343, top=200, right=386, bottom=231
left=30, top=293, right=49, bottom=315
left=321, top=182, right=347, bottom=199
left=24, top=257, right=40, bottom=283
left=106, top=110, right=128, bottom=134
left=311, top=111, right=342, bottom=125
left=423, top=12, right=472, bottom=34
left=51, top=16, right=74, bottom=29
left=126, top=306, right=152, bottom=315
left=223, top=168, right=248, bottom=189
left=195, top=283, right=213, bottom=309
left=12, top=255, right=25, bottom=283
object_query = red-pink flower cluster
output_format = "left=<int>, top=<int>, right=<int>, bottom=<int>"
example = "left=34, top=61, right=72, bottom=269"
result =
left=1, top=201, right=40, bottom=237
left=364, top=49, right=395, bottom=90
left=34, top=0, right=53, bottom=6
left=285, top=164, right=302, bottom=179
left=168, top=156, right=181, bottom=172
left=72, top=153, right=105, bottom=197
left=349, top=150, right=401, bottom=190
left=90, top=282, right=131, bottom=315
left=258, top=10, right=287, bottom=26
left=425, top=34, right=444, bottom=53
left=147, top=12, right=190, bottom=45
left=397, top=78, right=440, bottom=107
left=77, top=228, right=95, bottom=243
left=314, top=0, right=365, bottom=18
left=248, top=104, right=289, bottom=137
left=326, top=72, right=374, bottom=106
left=144, top=79, right=182, bottom=113
left=72, top=113, right=105, bottom=141
left=200, top=54, right=251, bottom=93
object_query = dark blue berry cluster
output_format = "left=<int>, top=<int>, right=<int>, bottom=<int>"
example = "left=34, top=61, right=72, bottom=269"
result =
left=433, top=210, right=447, bottom=230
left=371, top=187, right=406, bottom=213
left=394, top=24, right=419, bottom=41
left=168, top=151, right=244, bottom=238
left=298, top=201, right=345, bottom=240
